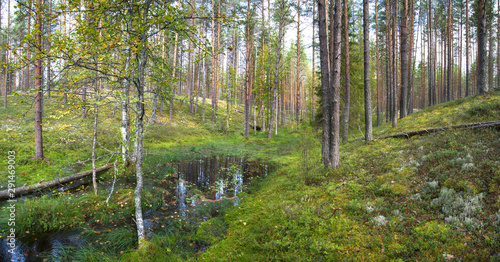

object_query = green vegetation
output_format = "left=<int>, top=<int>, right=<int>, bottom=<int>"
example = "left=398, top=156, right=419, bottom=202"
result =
left=1, top=91, right=499, bottom=261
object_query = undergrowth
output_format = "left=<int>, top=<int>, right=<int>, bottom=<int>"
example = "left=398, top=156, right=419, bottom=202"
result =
left=0, top=91, right=499, bottom=261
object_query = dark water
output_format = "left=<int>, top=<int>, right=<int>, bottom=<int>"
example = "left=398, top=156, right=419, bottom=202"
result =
left=0, top=231, right=83, bottom=262
left=173, top=156, right=270, bottom=215
left=0, top=156, right=271, bottom=261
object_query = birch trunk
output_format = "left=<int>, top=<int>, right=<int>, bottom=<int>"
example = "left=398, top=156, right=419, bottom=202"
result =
left=92, top=102, right=98, bottom=195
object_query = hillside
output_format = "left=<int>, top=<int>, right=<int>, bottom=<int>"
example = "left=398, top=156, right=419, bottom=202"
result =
left=197, top=91, right=500, bottom=261
left=0, top=91, right=499, bottom=261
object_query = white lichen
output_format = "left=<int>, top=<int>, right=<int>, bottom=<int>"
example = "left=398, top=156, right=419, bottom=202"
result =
left=365, top=202, right=375, bottom=213
left=410, top=193, right=422, bottom=202
left=461, top=163, right=476, bottom=171
left=431, top=187, right=484, bottom=230
left=392, top=209, right=403, bottom=220
left=372, top=215, right=387, bottom=226
left=428, top=181, right=439, bottom=189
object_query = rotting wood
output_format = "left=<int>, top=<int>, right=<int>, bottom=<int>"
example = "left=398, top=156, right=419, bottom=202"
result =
left=0, top=164, right=112, bottom=200
left=382, top=120, right=500, bottom=139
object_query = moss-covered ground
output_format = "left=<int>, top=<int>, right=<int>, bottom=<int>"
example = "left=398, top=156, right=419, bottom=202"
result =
left=0, top=91, right=499, bottom=261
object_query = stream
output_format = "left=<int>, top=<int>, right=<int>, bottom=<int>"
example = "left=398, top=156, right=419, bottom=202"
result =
left=0, top=155, right=271, bottom=261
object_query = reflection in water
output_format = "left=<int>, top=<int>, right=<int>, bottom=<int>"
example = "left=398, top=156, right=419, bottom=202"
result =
left=0, top=156, right=272, bottom=261
left=172, top=156, right=271, bottom=217
left=0, top=231, right=83, bottom=262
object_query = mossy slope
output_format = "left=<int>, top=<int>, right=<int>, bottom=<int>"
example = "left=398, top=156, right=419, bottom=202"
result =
left=198, top=92, right=500, bottom=261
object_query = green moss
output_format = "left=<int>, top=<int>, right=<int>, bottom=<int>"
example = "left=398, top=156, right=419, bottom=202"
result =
left=1, top=91, right=499, bottom=260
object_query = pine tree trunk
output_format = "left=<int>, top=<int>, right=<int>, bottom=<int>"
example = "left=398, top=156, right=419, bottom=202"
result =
left=497, top=0, right=500, bottom=90
left=466, top=0, right=470, bottom=97
left=26, top=0, right=32, bottom=92
left=375, top=0, right=380, bottom=126
left=244, top=0, right=252, bottom=137
left=188, top=17, right=195, bottom=113
left=295, top=5, right=301, bottom=130
left=477, top=0, right=488, bottom=94
left=34, top=0, right=44, bottom=160
left=317, top=0, right=331, bottom=168
left=341, top=0, right=350, bottom=142
left=269, top=0, right=286, bottom=139
left=386, top=0, right=391, bottom=123
left=170, top=33, right=178, bottom=121
left=391, top=0, right=397, bottom=127
left=428, top=0, right=434, bottom=105
left=330, top=0, right=342, bottom=166
left=47, top=0, right=52, bottom=99
left=488, top=25, right=493, bottom=92
left=400, top=0, right=408, bottom=118
left=459, top=4, right=463, bottom=99
left=363, top=0, right=372, bottom=142
left=312, top=0, right=316, bottom=120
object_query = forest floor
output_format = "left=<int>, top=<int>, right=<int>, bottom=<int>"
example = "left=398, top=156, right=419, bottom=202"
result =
left=0, top=90, right=500, bottom=261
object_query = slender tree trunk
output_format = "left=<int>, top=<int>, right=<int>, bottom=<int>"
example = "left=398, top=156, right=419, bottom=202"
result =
left=63, top=1, right=67, bottom=104
left=428, top=0, right=434, bottom=105
left=497, top=0, right=500, bottom=90
left=488, top=24, right=493, bottom=92
left=244, top=0, right=252, bottom=136
left=133, top=1, right=153, bottom=248
left=363, top=0, right=372, bottom=141
left=375, top=0, right=380, bottom=126
left=330, top=0, right=342, bottom=166
left=121, top=43, right=131, bottom=164
left=262, top=64, right=266, bottom=132
left=34, top=0, right=44, bottom=160
left=466, top=0, right=470, bottom=96
left=446, top=0, right=455, bottom=101
left=202, top=56, right=206, bottom=121
left=216, top=1, right=221, bottom=113
left=212, top=2, right=221, bottom=121
left=391, top=0, right=397, bottom=127
left=226, top=46, right=230, bottom=132
left=400, top=0, right=408, bottom=118
left=408, top=0, right=415, bottom=113
left=295, top=4, right=301, bottom=130
left=92, top=103, right=98, bottom=195
left=341, top=0, right=350, bottom=142
left=459, top=4, right=463, bottom=99
left=477, top=0, right=488, bottom=94
left=3, top=0, right=9, bottom=109
left=317, top=0, right=331, bottom=168
left=171, top=33, right=178, bottom=121
left=134, top=37, right=147, bottom=250
left=311, top=0, right=316, bottom=120
left=269, top=0, right=286, bottom=139
left=81, top=87, right=87, bottom=118
left=160, top=31, right=166, bottom=116
left=26, top=0, right=32, bottom=92
left=386, top=0, right=391, bottom=122
left=188, top=16, right=195, bottom=113
left=421, top=28, right=426, bottom=108
left=47, top=0, right=52, bottom=99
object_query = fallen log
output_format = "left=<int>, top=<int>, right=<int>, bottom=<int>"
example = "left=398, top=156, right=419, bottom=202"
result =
left=249, top=123, right=262, bottom=131
left=382, top=120, right=500, bottom=139
left=0, top=163, right=113, bottom=200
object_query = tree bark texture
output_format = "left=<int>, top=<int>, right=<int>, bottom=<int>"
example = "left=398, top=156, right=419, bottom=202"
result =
left=363, top=0, right=372, bottom=142
left=34, top=0, right=44, bottom=160
left=477, top=0, right=488, bottom=94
